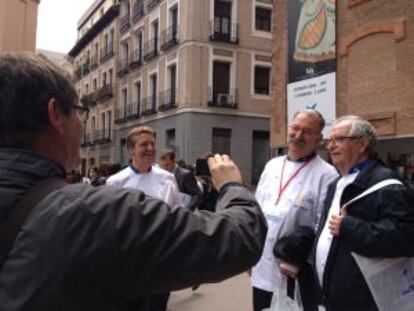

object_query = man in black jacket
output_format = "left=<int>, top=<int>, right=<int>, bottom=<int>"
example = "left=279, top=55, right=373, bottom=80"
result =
left=0, top=53, right=267, bottom=311
left=159, top=149, right=202, bottom=211
left=314, top=115, right=414, bottom=311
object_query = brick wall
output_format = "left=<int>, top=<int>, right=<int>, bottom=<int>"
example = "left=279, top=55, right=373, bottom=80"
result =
left=272, top=0, right=414, bottom=147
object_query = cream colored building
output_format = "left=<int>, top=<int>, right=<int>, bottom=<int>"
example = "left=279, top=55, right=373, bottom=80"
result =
left=69, top=0, right=120, bottom=174
left=0, top=0, right=40, bottom=52
left=71, top=0, right=273, bottom=184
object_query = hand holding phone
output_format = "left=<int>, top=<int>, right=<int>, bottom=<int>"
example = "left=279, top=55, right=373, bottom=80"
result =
left=207, top=154, right=242, bottom=191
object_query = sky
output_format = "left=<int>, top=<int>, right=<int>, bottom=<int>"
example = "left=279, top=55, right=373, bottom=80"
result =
left=36, top=0, right=95, bottom=54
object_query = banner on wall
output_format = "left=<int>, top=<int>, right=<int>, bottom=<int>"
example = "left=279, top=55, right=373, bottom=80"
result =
left=287, top=0, right=337, bottom=137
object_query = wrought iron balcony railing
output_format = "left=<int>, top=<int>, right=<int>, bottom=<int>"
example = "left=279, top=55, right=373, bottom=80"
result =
left=132, top=1, right=144, bottom=22
left=89, top=54, right=99, bottom=71
left=80, top=91, right=98, bottom=107
left=141, top=96, right=158, bottom=116
left=209, top=17, right=239, bottom=44
left=100, top=42, right=114, bottom=63
left=117, top=58, right=129, bottom=76
left=143, top=38, right=158, bottom=61
left=160, top=25, right=179, bottom=51
left=96, top=83, right=114, bottom=101
left=120, top=13, right=130, bottom=33
left=129, top=48, right=143, bottom=69
left=158, top=89, right=177, bottom=111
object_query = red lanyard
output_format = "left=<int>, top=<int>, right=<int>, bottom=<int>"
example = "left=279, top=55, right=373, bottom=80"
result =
left=276, top=155, right=315, bottom=205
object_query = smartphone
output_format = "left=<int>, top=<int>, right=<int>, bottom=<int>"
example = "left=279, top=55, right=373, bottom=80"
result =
left=195, top=158, right=211, bottom=176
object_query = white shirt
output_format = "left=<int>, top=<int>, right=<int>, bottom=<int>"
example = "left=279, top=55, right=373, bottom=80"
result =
left=106, top=165, right=183, bottom=210
left=315, top=171, right=359, bottom=286
left=251, top=155, right=338, bottom=292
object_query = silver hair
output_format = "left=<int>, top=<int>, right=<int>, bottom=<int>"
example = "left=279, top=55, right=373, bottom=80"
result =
left=333, top=115, right=377, bottom=156
left=293, top=109, right=325, bottom=132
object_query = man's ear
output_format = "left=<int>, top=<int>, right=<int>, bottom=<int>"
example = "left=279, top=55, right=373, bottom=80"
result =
left=47, top=98, right=66, bottom=136
left=359, top=137, right=370, bottom=155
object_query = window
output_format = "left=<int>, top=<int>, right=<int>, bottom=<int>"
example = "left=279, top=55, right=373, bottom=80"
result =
left=102, top=72, right=107, bottom=85
left=109, top=69, right=113, bottom=84
left=93, top=78, right=97, bottom=91
left=251, top=131, right=269, bottom=185
left=150, top=74, right=157, bottom=109
left=254, top=66, right=270, bottom=95
left=166, top=129, right=176, bottom=151
left=255, top=7, right=272, bottom=32
left=121, top=88, right=128, bottom=115
left=212, top=128, right=231, bottom=155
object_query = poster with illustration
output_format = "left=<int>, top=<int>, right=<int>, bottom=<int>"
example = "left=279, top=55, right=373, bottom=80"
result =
left=287, top=0, right=336, bottom=137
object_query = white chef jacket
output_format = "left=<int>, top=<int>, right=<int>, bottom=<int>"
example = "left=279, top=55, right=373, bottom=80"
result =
left=106, top=165, right=183, bottom=210
left=251, top=155, right=338, bottom=292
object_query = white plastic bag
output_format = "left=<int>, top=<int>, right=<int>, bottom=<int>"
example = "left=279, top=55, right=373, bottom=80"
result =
left=352, top=253, right=414, bottom=311
left=263, top=277, right=303, bottom=311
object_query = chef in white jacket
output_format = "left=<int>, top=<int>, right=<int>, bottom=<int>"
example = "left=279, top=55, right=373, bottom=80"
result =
left=251, top=110, right=338, bottom=311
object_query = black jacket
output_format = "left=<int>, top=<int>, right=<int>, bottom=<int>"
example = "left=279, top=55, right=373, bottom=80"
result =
left=0, top=149, right=267, bottom=311
left=173, top=165, right=202, bottom=211
left=313, top=159, right=414, bottom=311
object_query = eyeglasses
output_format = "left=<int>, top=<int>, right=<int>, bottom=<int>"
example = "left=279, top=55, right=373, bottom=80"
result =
left=327, top=136, right=361, bottom=145
left=288, top=125, right=318, bottom=136
left=73, top=104, right=89, bottom=123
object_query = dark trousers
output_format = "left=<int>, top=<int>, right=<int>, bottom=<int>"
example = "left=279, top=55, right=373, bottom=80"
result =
left=297, top=263, right=319, bottom=311
left=252, top=287, right=273, bottom=311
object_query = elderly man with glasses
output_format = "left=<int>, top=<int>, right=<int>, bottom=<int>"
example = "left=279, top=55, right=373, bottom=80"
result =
left=313, top=115, right=414, bottom=311
left=251, top=110, right=338, bottom=311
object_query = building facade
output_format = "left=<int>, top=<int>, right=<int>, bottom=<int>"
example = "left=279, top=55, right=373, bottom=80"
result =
left=71, top=0, right=273, bottom=185
left=0, top=0, right=40, bottom=52
left=272, top=0, right=414, bottom=187
left=69, top=0, right=120, bottom=174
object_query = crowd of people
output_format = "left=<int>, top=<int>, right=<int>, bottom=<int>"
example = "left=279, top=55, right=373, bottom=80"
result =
left=0, top=52, right=413, bottom=311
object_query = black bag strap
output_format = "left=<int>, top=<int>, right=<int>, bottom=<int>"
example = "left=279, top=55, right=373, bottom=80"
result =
left=0, top=177, right=67, bottom=268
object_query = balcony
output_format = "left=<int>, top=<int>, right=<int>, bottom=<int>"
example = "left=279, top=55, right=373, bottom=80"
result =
left=143, top=38, right=158, bottom=61
left=129, top=48, right=143, bottom=70
left=120, top=13, right=130, bottom=33
left=81, top=60, right=90, bottom=76
left=207, top=87, right=238, bottom=109
left=74, top=66, right=82, bottom=80
left=141, top=96, right=157, bottom=116
left=158, top=89, right=177, bottom=111
left=132, top=1, right=144, bottom=22
left=117, top=58, right=129, bottom=76
left=89, top=54, right=99, bottom=71
left=68, top=4, right=120, bottom=58
left=96, top=83, right=114, bottom=101
left=81, top=131, right=94, bottom=148
left=160, top=25, right=179, bottom=51
left=94, top=129, right=112, bottom=144
left=210, top=17, right=238, bottom=44
left=115, top=101, right=141, bottom=125
left=100, top=42, right=114, bottom=63
left=146, top=0, right=160, bottom=11
left=80, top=92, right=98, bottom=107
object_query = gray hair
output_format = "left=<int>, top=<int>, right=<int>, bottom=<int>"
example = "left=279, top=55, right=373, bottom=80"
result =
left=333, top=115, right=377, bottom=156
left=293, top=109, right=325, bottom=132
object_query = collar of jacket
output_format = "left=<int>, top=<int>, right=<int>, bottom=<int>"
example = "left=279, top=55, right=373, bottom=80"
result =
left=348, top=160, right=369, bottom=174
left=129, top=163, right=152, bottom=174
left=287, top=152, right=316, bottom=163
